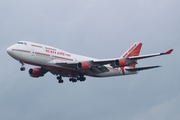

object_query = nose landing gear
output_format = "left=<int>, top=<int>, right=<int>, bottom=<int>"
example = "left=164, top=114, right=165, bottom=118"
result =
left=20, top=67, right=26, bottom=71
left=20, top=61, right=25, bottom=71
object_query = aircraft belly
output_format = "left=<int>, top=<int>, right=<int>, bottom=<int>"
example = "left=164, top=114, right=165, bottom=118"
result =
left=88, top=68, right=137, bottom=77
left=88, top=68, right=121, bottom=77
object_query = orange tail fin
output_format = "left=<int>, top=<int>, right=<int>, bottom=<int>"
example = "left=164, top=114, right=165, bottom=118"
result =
left=121, top=42, right=142, bottom=67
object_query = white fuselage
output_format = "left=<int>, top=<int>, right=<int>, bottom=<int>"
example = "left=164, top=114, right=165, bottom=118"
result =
left=7, top=41, right=137, bottom=77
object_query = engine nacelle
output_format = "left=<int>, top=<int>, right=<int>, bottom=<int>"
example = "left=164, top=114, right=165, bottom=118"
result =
left=29, top=68, right=44, bottom=78
left=77, top=62, right=90, bottom=70
left=114, top=59, right=127, bottom=67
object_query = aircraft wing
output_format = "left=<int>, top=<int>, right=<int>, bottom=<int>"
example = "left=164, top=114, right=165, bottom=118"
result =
left=91, top=49, right=173, bottom=66
left=53, top=49, right=173, bottom=74
left=54, top=61, right=109, bottom=74
left=128, top=49, right=173, bottom=60
left=56, top=61, right=79, bottom=69
left=92, top=58, right=119, bottom=66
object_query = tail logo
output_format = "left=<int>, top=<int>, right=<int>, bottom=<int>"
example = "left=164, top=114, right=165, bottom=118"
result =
left=123, top=43, right=142, bottom=58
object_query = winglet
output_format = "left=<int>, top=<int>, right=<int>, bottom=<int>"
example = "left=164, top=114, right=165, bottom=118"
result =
left=160, top=49, right=173, bottom=55
left=165, top=49, right=173, bottom=54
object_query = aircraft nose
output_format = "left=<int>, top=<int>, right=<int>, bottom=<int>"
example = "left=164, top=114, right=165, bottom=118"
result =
left=6, top=46, right=12, bottom=55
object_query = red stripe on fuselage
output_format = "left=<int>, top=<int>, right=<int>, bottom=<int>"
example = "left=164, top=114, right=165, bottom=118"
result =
left=52, top=55, right=73, bottom=61
left=35, top=52, right=50, bottom=57
left=12, top=49, right=31, bottom=53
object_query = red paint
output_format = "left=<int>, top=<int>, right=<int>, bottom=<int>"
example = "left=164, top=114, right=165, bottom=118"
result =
left=123, top=43, right=142, bottom=58
left=29, top=68, right=41, bottom=77
left=165, top=49, right=173, bottom=54
left=80, top=62, right=90, bottom=70
left=120, top=67, right=125, bottom=75
left=35, top=52, right=50, bottom=57
left=118, top=59, right=127, bottom=67
left=52, top=55, right=73, bottom=61
left=12, top=49, right=30, bottom=53
left=46, top=50, right=71, bottom=57
left=128, top=44, right=137, bottom=53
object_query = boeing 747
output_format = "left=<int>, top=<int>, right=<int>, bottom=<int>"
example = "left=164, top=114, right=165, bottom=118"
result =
left=6, top=41, right=173, bottom=83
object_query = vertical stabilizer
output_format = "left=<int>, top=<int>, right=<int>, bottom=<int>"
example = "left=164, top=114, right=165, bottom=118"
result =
left=121, top=42, right=142, bottom=67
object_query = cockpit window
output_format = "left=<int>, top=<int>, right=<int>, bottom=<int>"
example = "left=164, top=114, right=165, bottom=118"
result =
left=17, top=42, right=24, bottom=44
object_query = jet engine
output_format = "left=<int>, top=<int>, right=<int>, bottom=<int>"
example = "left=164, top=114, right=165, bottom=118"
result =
left=29, top=68, right=44, bottom=78
left=114, top=59, right=128, bottom=67
left=77, top=62, right=90, bottom=70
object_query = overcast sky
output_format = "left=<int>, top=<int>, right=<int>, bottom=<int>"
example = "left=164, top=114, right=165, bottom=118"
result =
left=0, top=0, right=180, bottom=120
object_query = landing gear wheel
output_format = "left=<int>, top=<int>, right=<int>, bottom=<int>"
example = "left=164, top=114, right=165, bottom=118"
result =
left=80, top=77, right=86, bottom=82
left=20, top=61, right=25, bottom=71
left=77, top=77, right=80, bottom=80
left=58, top=80, right=64, bottom=83
left=78, top=74, right=86, bottom=82
left=69, top=78, right=77, bottom=83
left=20, top=67, right=25, bottom=71
left=57, top=75, right=64, bottom=84
left=73, top=79, right=77, bottom=82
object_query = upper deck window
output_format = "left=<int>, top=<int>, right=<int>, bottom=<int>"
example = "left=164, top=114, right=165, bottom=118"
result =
left=17, top=42, right=24, bottom=44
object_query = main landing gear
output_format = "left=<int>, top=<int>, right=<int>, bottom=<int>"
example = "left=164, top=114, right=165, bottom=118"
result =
left=56, top=74, right=86, bottom=84
left=57, top=75, right=64, bottom=83
left=77, top=75, right=86, bottom=82
left=20, top=61, right=25, bottom=71
left=69, top=78, right=77, bottom=83
left=69, top=75, right=86, bottom=83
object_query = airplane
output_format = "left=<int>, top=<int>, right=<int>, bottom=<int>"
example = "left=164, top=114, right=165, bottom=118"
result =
left=6, top=41, right=173, bottom=83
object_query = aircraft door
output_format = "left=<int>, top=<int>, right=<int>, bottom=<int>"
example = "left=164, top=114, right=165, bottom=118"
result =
left=31, top=48, right=35, bottom=56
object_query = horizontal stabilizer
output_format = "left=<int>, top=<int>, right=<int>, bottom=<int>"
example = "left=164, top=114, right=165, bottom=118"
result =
left=125, top=66, right=161, bottom=71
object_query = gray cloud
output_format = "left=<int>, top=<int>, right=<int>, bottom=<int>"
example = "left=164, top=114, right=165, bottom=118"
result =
left=0, top=0, right=180, bottom=120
